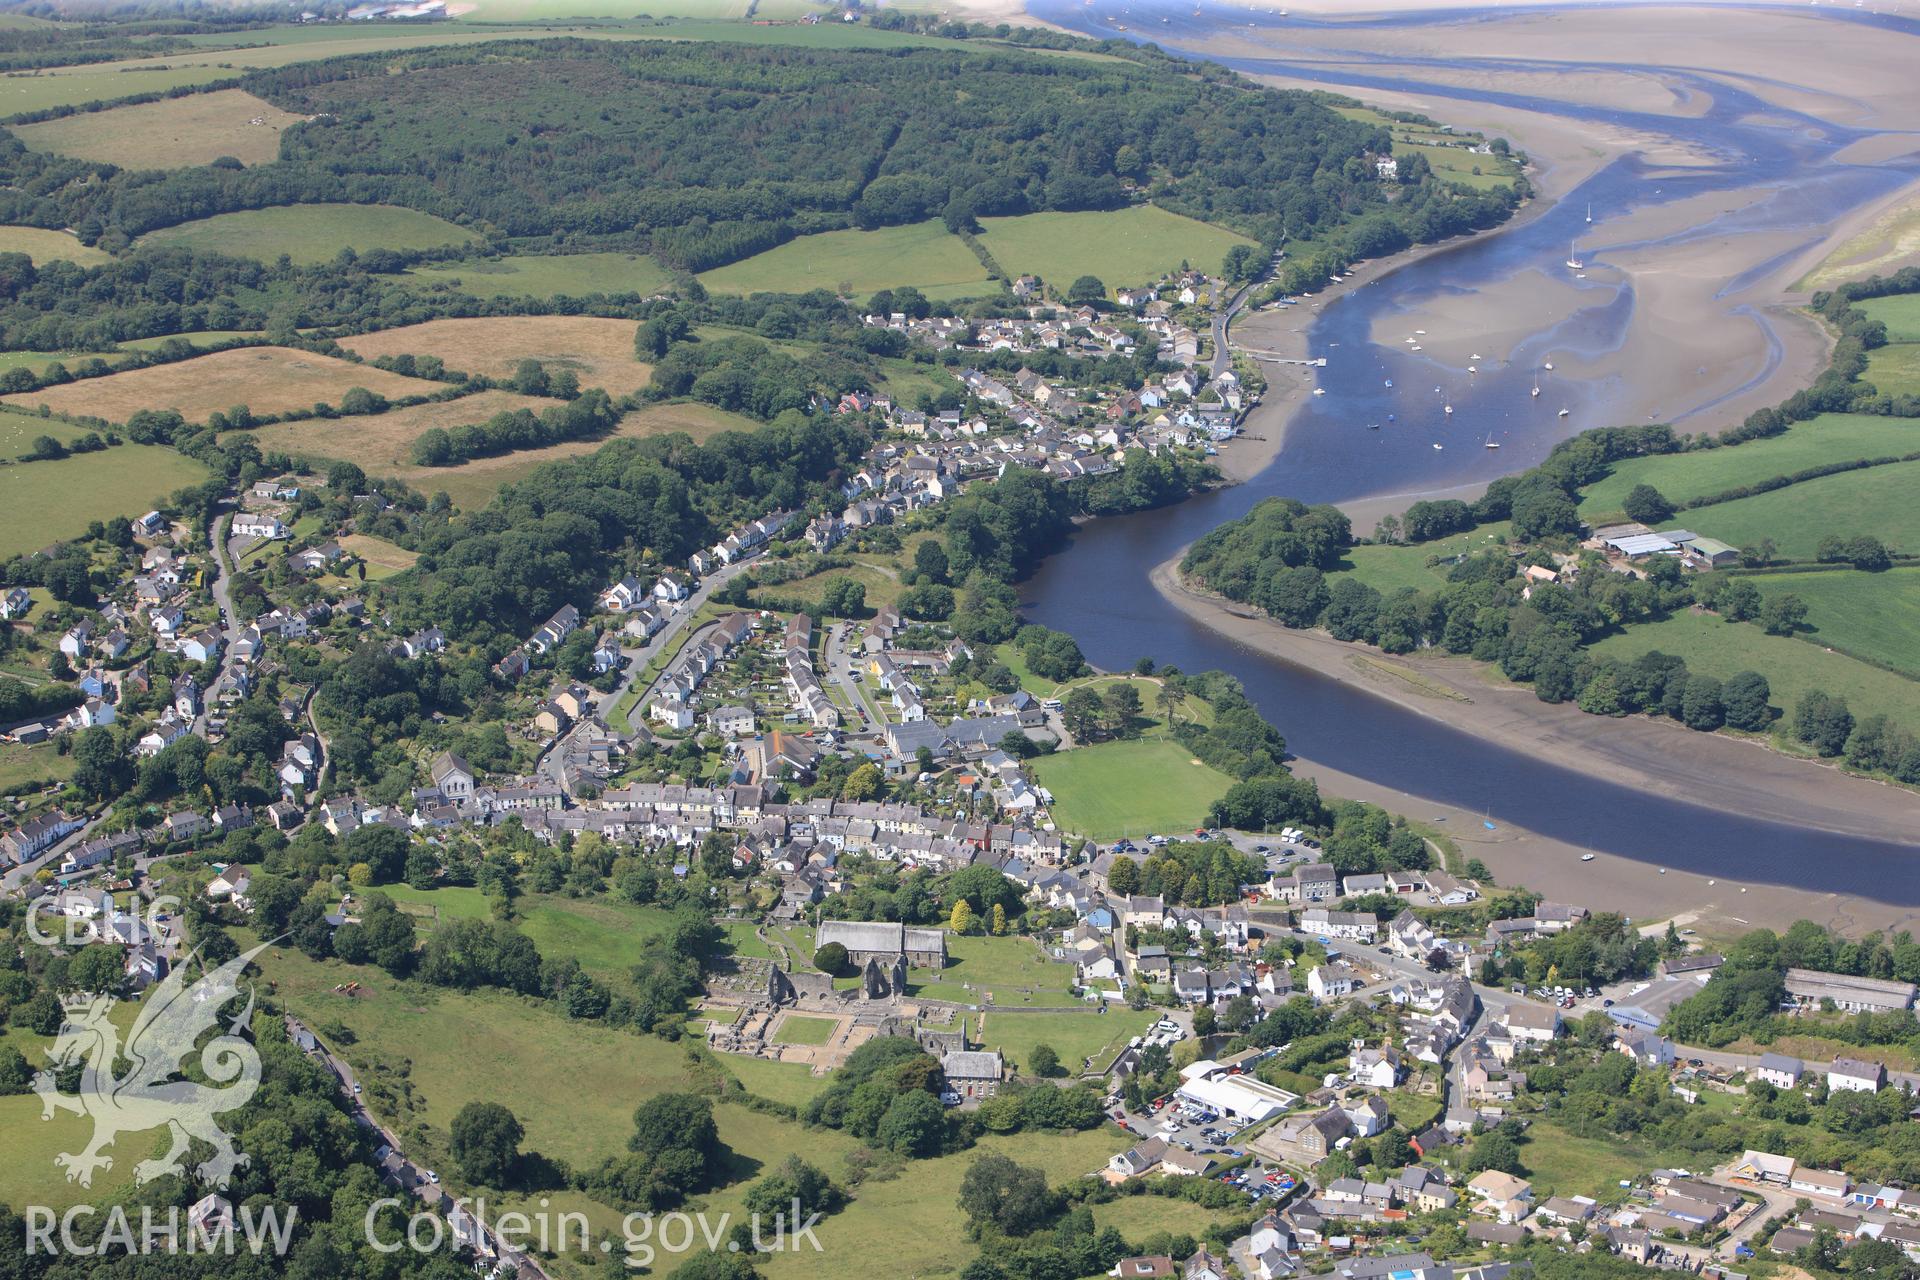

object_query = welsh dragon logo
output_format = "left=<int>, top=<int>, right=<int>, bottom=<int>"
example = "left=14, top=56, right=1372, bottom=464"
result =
left=33, top=942, right=271, bottom=1188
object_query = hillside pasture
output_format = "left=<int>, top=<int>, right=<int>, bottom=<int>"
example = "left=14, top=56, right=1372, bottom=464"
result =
left=0, top=444, right=207, bottom=558
left=1749, top=566, right=1920, bottom=678
left=1865, top=341, right=1920, bottom=398
left=248, top=388, right=562, bottom=469
left=1029, top=737, right=1234, bottom=840
left=1683, top=458, right=1920, bottom=560
left=0, top=345, right=442, bottom=424
left=405, top=251, right=676, bottom=300
left=1577, top=414, right=1920, bottom=518
left=1588, top=608, right=1920, bottom=733
left=1858, top=293, right=1920, bottom=343
left=698, top=220, right=997, bottom=300
left=0, top=226, right=110, bottom=265
left=12, top=89, right=304, bottom=169
left=976, top=206, right=1256, bottom=293
left=136, top=203, right=475, bottom=264
left=337, top=533, right=418, bottom=580
left=339, top=316, right=652, bottom=395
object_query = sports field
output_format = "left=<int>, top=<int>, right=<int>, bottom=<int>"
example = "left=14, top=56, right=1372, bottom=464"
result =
left=699, top=220, right=997, bottom=300
left=0, top=444, right=208, bottom=558
left=137, top=203, right=475, bottom=264
left=12, top=89, right=304, bottom=169
left=1577, top=414, right=1920, bottom=518
left=976, top=206, right=1256, bottom=293
left=1588, top=608, right=1920, bottom=732
left=1858, top=293, right=1920, bottom=343
left=340, top=316, right=651, bottom=395
left=1684, top=458, right=1920, bottom=560
left=249, top=388, right=561, bottom=469
left=0, top=345, right=441, bottom=423
left=1749, top=566, right=1920, bottom=678
left=0, top=225, right=110, bottom=266
left=406, top=251, right=676, bottom=300
left=1029, top=737, right=1234, bottom=840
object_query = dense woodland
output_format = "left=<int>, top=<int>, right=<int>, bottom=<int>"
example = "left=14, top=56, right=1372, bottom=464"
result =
left=0, top=36, right=1516, bottom=272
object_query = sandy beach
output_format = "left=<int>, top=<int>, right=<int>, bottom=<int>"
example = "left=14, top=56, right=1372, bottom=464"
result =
left=1152, top=556, right=1920, bottom=933
left=1173, top=0, right=1920, bottom=518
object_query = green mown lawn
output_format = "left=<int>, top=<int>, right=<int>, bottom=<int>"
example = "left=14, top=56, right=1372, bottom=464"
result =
left=1683, top=457, right=1920, bottom=560
left=771, top=1014, right=838, bottom=1045
left=1577, top=414, right=1920, bottom=519
left=1512, top=1120, right=1650, bottom=1199
left=976, top=207, right=1255, bottom=295
left=1747, top=565, right=1920, bottom=678
left=1030, top=738, right=1235, bottom=840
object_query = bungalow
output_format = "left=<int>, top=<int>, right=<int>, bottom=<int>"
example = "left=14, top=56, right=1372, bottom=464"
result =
left=1790, top=1167, right=1852, bottom=1200
left=290, top=542, right=343, bottom=574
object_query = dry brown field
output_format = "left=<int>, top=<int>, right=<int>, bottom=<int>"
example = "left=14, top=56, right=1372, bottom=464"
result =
left=12, top=90, right=307, bottom=169
left=339, top=317, right=654, bottom=396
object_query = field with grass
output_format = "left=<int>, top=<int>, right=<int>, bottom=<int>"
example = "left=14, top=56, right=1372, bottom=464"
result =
left=0, top=411, right=91, bottom=457
left=0, top=444, right=208, bottom=558
left=361, top=885, right=674, bottom=992
left=337, top=532, right=418, bottom=580
left=1577, top=414, right=1920, bottom=518
left=1030, top=737, right=1235, bottom=840
left=12, top=89, right=303, bottom=169
left=699, top=220, right=997, bottom=300
left=116, top=329, right=264, bottom=351
left=340, top=316, right=651, bottom=395
left=1332, top=521, right=1514, bottom=596
left=1510, top=1119, right=1650, bottom=1199
left=137, top=203, right=475, bottom=264
left=1391, top=139, right=1522, bottom=190
left=1796, top=196, right=1920, bottom=290
left=248, top=388, right=561, bottom=468
left=1858, top=293, right=1920, bottom=343
left=978, top=1005, right=1157, bottom=1075
left=751, top=560, right=904, bottom=611
left=1683, top=458, right=1920, bottom=560
left=1588, top=607, right=1920, bottom=732
left=0, top=225, right=110, bottom=266
left=1090, top=1192, right=1232, bottom=1241
left=0, top=344, right=441, bottom=424
left=0, top=63, right=241, bottom=115
left=1748, top=566, right=1920, bottom=678
left=1865, top=341, right=1920, bottom=398
left=0, top=738, right=77, bottom=794
left=359, top=400, right=758, bottom=511
left=914, top=934, right=1082, bottom=1007
left=406, top=251, right=676, bottom=300
left=771, top=1014, right=839, bottom=1045
left=716, top=1053, right=827, bottom=1109
left=0, top=1011, right=147, bottom=1213
left=976, top=207, right=1255, bottom=295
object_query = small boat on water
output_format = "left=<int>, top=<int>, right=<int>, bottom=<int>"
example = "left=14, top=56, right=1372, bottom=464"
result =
left=1580, top=853, right=1595, bottom=862
left=1544, top=361, right=1554, bottom=370
left=1586, top=201, right=1592, bottom=223
left=1532, top=376, right=1542, bottom=398
left=1410, top=345, right=1422, bottom=351
left=1484, top=434, right=1499, bottom=449
left=1566, top=240, right=1584, bottom=269
left=1367, top=422, right=1380, bottom=430
left=1313, top=387, right=1326, bottom=396
left=1384, top=379, right=1393, bottom=388
left=1433, top=442, right=1444, bottom=450
left=1444, top=404, right=1454, bottom=414
left=1558, top=407, right=1571, bottom=417
left=1468, top=365, right=1478, bottom=373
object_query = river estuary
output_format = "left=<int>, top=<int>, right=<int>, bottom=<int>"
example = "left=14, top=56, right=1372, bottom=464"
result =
left=1018, top=1, right=1920, bottom=906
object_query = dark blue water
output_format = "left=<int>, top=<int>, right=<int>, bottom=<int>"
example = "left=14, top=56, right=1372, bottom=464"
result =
left=1019, top=2, right=1920, bottom=902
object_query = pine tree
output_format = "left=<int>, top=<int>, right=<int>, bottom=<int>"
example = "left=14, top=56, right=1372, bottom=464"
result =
left=950, top=899, right=974, bottom=934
